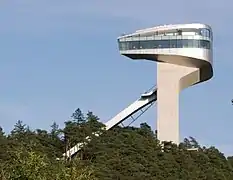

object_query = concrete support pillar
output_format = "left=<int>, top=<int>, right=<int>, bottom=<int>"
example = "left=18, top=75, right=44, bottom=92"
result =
left=157, top=62, right=200, bottom=144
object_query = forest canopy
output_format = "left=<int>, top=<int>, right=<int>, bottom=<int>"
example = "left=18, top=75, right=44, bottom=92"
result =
left=0, top=108, right=233, bottom=180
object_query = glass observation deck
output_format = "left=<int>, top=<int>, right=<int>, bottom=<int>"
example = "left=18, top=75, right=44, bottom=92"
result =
left=118, top=27, right=213, bottom=51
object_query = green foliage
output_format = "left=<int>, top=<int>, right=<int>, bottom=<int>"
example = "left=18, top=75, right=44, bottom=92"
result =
left=0, top=108, right=233, bottom=179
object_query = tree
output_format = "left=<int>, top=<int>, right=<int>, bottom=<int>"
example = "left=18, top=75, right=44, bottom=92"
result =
left=50, top=122, right=60, bottom=138
left=183, top=137, right=192, bottom=148
left=138, top=122, right=154, bottom=137
left=63, top=109, right=89, bottom=159
left=11, top=120, right=27, bottom=137
left=1, top=109, right=233, bottom=179
left=0, top=127, right=4, bottom=137
left=71, top=108, right=85, bottom=124
left=189, top=136, right=200, bottom=148
left=85, top=111, right=104, bottom=134
left=0, top=127, right=8, bottom=162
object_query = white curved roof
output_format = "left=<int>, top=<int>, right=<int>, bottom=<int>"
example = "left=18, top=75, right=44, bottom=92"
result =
left=118, top=23, right=211, bottom=39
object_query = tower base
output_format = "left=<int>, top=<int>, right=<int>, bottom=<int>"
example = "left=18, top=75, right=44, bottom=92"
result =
left=157, top=62, right=200, bottom=144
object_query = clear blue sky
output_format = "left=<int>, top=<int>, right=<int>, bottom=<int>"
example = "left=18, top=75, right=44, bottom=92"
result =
left=0, top=1, right=233, bottom=155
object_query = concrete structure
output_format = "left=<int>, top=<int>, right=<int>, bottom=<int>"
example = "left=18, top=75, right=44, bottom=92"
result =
left=117, top=23, right=213, bottom=144
left=63, top=23, right=213, bottom=159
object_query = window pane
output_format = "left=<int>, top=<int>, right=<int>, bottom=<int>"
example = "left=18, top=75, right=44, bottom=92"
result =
left=118, top=39, right=211, bottom=50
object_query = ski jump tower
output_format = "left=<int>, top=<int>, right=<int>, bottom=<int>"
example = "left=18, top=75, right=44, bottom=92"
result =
left=63, top=23, right=213, bottom=158
left=117, top=23, right=213, bottom=144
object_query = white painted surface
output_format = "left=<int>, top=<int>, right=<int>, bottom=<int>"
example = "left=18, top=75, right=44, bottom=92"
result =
left=119, top=23, right=213, bottom=145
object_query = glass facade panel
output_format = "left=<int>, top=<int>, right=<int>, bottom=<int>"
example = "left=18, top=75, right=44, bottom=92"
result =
left=118, top=39, right=211, bottom=51
left=119, top=27, right=212, bottom=43
left=199, top=28, right=212, bottom=40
